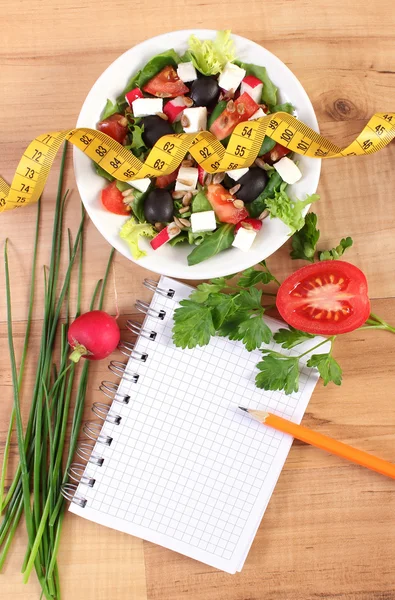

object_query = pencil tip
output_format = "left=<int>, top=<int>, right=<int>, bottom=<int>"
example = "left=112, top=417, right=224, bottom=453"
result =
left=238, top=406, right=248, bottom=412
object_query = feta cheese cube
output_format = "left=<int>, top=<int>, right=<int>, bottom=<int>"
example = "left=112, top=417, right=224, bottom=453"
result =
left=232, top=227, right=257, bottom=252
left=226, top=167, right=249, bottom=181
left=127, top=178, right=151, bottom=193
left=177, top=61, right=198, bottom=83
left=273, top=157, right=302, bottom=184
left=218, top=62, right=246, bottom=92
left=182, top=107, right=207, bottom=134
left=132, top=97, right=163, bottom=117
left=248, top=108, right=266, bottom=121
left=175, top=166, right=199, bottom=191
left=191, top=211, right=217, bottom=233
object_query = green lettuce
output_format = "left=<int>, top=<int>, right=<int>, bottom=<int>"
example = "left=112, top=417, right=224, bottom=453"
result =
left=234, top=61, right=277, bottom=107
left=192, top=188, right=212, bottom=213
left=265, top=183, right=319, bottom=234
left=101, top=99, right=120, bottom=119
left=94, top=163, right=114, bottom=182
left=186, top=30, right=235, bottom=76
left=119, top=218, right=155, bottom=259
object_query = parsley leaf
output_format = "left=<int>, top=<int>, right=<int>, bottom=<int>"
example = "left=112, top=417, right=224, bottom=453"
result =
left=238, top=266, right=275, bottom=287
left=238, top=315, right=272, bottom=351
left=172, top=300, right=215, bottom=348
left=190, top=278, right=227, bottom=303
left=217, top=310, right=252, bottom=341
left=256, top=351, right=300, bottom=395
left=306, top=353, right=342, bottom=386
left=274, top=326, right=316, bottom=349
left=319, top=237, right=353, bottom=261
left=206, top=293, right=235, bottom=329
left=290, top=212, right=320, bottom=262
left=234, top=287, right=263, bottom=311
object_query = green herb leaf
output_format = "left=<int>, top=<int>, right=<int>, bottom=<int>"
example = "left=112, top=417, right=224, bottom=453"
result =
left=217, top=310, right=251, bottom=340
left=187, top=224, right=235, bottom=266
left=265, top=184, right=320, bottom=234
left=290, top=212, right=320, bottom=261
left=234, top=61, right=277, bottom=106
left=235, top=287, right=263, bottom=311
left=270, top=102, right=295, bottom=115
left=94, top=162, right=114, bottom=182
left=274, top=326, right=316, bottom=349
left=130, top=189, right=149, bottom=223
left=187, top=30, right=235, bottom=76
left=206, top=293, right=236, bottom=329
left=248, top=171, right=284, bottom=218
left=237, top=315, right=272, bottom=351
left=256, top=351, right=300, bottom=395
left=306, top=353, right=342, bottom=386
left=126, top=124, right=147, bottom=158
left=258, top=136, right=277, bottom=157
left=101, top=99, right=120, bottom=119
left=319, top=237, right=353, bottom=261
left=172, top=300, right=215, bottom=348
left=238, top=266, right=275, bottom=287
left=190, top=278, right=227, bottom=303
left=192, top=188, right=212, bottom=213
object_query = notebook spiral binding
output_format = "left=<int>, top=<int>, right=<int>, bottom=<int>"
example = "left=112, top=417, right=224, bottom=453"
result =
left=60, top=278, right=172, bottom=508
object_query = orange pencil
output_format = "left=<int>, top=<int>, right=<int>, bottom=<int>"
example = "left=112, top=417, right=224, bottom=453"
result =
left=239, top=407, right=395, bottom=480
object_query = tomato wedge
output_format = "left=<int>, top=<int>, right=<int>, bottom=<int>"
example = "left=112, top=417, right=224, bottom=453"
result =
left=101, top=182, right=131, bottom=216
left=206, top=184, right=249, bottom=224
left=97, top=113, right=128, bottom=144
left=155, top=169, right=178, bottom=189
left=276, top=261, right=371, bottom=335
left=143, top=66, right=189, bottom=98
left=209, top=92, right=259, bottom=141
left=263, top=142, right=291, bottom=163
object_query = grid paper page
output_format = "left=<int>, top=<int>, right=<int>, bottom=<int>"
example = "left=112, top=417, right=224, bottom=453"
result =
left=70, top=276, right=328, bottom=573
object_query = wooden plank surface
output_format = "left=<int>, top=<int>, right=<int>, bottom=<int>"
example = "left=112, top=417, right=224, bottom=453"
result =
left=1, top=1, right=395, bottom=598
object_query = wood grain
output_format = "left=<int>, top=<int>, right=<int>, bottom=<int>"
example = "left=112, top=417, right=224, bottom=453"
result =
left=1, top=1, right=395, bottom=599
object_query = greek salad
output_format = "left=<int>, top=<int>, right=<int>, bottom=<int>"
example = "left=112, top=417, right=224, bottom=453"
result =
left=95, top=31, right=318, bottom=265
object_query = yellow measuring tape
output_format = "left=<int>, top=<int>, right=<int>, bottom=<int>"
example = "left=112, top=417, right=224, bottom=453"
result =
left=0, top=111, right=394, bottom=212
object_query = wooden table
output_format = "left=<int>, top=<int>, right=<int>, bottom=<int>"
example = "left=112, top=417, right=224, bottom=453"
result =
left=1, top=1, right=395, bottom=598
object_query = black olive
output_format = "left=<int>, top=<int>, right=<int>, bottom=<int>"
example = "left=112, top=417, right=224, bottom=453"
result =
left=237, top=168, right=268, bottom=203
left=144, top=189, right=174, bottom=224
left=222, top=174, right=235, bottom=190
left=142, top=116, right=174, bottom=148
left=190, top=76, right=220, bottom=107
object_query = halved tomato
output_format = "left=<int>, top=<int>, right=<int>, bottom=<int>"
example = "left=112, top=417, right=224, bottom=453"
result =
left=276, top=261, right=371, bottom=335
left=97, top=113, right=128, bottom=144
left=101, top=182, right=131, bottom=216
left=209, top=93, right=259, bottom=141
left=143, top=66, right=189, bottom=98
left=155, top=169, right=178, bottom=189
left=206, top=184, right=249, bottom=224
left=263, top=142, right=291, bottom=163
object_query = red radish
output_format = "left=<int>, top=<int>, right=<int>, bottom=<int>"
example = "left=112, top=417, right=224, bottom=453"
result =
left=125, top=88, right=143, bottom=106
left=235, top=218, right=262, bottom=233
left=240, top=75, right=263, bottom=104
left=150, top=223, right=181, bottom=250
left=68, top=311, right=120, bottom=363
left=163, top=96, right=186, bottom=123
left=155, top=169, right=179, bottom=189
left=197, top=165, right=206, bottom=186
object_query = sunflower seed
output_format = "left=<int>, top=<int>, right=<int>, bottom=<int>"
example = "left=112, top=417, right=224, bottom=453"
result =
left=181, top=159, right=194, bottom=168
left=241, top=221, right=253, bottom=230
left=254, top=157, right=267, bottom=169
left=172, top=191, right=186, bottom=199
left=179, top=206, right=190, bottom=214
left=258, top=209, right=269, bottom=220
left=191, top=189, right=199, bottom=196
left=119, top=116, right=128, bottom=127
left=168, top=222, right=181, bottom=236
left=204, top=172, right=213, bottom=186
left=173, top=216, right=184, bottom=229
left=181, top=114, right=190, bottom=128
left=122, top=188, right=134, bottom=197
left=182, top=192, right=192, bottom=206
left=229, top=184, right=241, bottom=196
left=156, top=112, right=169, bottom=120
left=227, top=100, right=235, bottom=113
left=212, top=172, right=225, bottom=184
left=233, top=199, right=244, bottom=209
left=236, top=103, right=245, bottom=115
left=179, top=218, right=191, bottom=227
left=183, top=96, right=194, bottom=108
left=154, top=222, right=165, bottom=232
left=178, top=178, right=194, bottom=187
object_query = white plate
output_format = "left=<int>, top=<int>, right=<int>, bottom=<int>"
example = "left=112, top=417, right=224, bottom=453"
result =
left=74, top=29, right=321, bottom=280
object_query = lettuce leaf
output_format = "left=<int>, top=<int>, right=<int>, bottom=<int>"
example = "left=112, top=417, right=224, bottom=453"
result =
left=187, top=30, right=235, bottom=76
left=271, top=102, right=295, bottom=115
left=192, top=188, right=212, bottom=213
left=117, top=49, right=182, bottom=110
left=94, top=162, right=114, bottom=182
left=234, top=61, right=277, bottom=107
left=265, top=183, right=319, bottom=234
left=101, top=99, right=120, bottom=119
left=119, top=218, right=155, bottom=259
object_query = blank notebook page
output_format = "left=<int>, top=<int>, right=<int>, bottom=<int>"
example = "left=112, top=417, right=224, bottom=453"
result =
left=70, top=275, right=326, bottom=573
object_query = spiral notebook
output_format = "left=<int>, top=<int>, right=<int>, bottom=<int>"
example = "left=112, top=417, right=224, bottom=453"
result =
left=64, top=276, right=326, bottom=573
